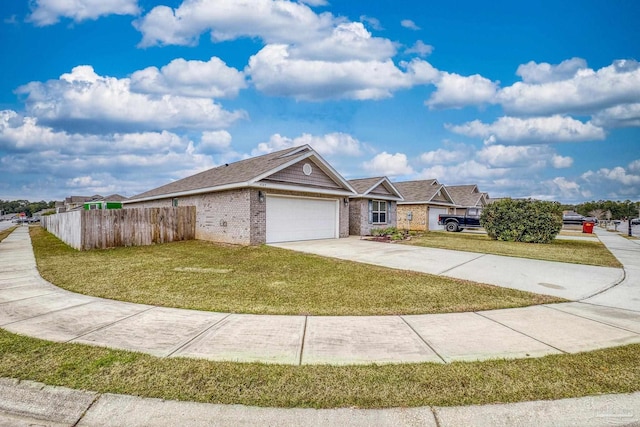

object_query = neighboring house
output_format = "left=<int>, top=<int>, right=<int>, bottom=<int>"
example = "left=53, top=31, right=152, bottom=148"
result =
left=347, top=177, right=404, bottom=236
left=445, top=185, right=489, bottom=215
left=394, top=179, right=456, bottom=231
left=60, top=194, right=128, bottom=212
left=83, top=194, right=129, bottom=210
left=125, top=145, right=357, bottom=245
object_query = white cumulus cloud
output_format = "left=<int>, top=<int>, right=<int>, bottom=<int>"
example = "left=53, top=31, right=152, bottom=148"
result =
left=447, top=115, right=605, bottom=144
left=288, top=22, right=397, bottom=62
left=246, top=44, right=419, bottom=100
left=198, top=131, right=233, bottom=153
left=420, top=147, right=469, bottom=165
left=498, top=59, right=640, bottom=116
left=362, top=152, right=414, bottom=177
left=28, top=0, right=139, bottom=26
left=426, top=72, right=499, bottom=109
left=516, top=57, right=588, bottom=84
left=17, top=66, right=246, bottom=133
left=130, top=57, right=246, bottom=99
left=551, top=154, right=573, bottom=168
left=418, top=160, right=509, bottom=183
left=134, top=0, right=335, bottom=47
left=591, top=103, right=640, bottom=128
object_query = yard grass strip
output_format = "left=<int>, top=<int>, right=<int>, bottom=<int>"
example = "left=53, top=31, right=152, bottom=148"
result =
left=405, top=231, right=621, bottom=268
left=0, top=226, right=16, bottom=243
left=29, top=227, right=562, bottom=316
left=0, top=329, right=638, bottom=409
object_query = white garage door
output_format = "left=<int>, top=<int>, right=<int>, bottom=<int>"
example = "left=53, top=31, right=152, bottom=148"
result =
left=428, top=207, right=448, bottom=231
left=266, top=196, right=338, bottom=243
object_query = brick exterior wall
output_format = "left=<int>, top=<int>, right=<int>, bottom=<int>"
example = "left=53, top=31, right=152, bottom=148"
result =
left=348, top=199, right=397, bottom=236
left=397, top=204, right=427, bottom=231
left=127, top=188, right=349, bottom=245
left=125, top=189, right=253, bottom=245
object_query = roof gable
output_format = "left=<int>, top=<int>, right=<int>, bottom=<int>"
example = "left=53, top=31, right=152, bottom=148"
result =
left=393, top=179, right=454, bottom=205
left=446, top=184, right=485, bottom=207
left=128, top=145, right=355, bottom=202
left=348, top=177, right=403, bottom=201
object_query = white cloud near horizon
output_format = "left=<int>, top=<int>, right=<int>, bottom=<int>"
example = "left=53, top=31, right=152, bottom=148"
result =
left=28, top=0, right=139, bottom=26
left=17, top=66, right=246, bottom=133
left=498, top=59, right=640, bottom=116
left=447, top=115, right=606, bottom=144
left=252, top=132, right=364, bottom=157
left=0, top=109, right=224, bottom=198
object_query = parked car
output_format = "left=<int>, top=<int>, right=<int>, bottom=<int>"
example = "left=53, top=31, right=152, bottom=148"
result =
left=562, top=211, right=585, bottom=225
left=631, top=218, right=640, bottom=225
left=438, top=208, right=482, bottom=232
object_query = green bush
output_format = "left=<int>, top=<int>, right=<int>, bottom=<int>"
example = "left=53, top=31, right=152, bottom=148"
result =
left=480, top=198, right=563, bottom=244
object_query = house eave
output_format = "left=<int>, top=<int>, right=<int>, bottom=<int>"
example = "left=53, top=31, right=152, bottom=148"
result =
left=398, top=201, right=456, bottom=206
left=350, top=195, right=403, bottom=201
left=123, top=182, right=249, bottom=204
left=250, top=182, right=356, bottom=197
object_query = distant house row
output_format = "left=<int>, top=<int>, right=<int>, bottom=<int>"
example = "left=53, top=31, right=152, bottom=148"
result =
left=96, top=145, right=490, bottom=246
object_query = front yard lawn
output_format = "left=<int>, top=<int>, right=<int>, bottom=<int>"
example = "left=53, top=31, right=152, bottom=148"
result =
left=404, top=231, right=621, bottom=268
left=30, top=227, right=562, bottom=316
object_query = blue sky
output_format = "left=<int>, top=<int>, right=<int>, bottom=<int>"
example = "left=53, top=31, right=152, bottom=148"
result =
left=1, top=0, right=639, bottom=203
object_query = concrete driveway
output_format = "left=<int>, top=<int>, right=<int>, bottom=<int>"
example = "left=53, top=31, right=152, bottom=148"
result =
left=271, top=236, right=625, bottom=303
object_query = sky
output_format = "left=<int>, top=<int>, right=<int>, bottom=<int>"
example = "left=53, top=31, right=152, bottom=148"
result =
left=0, top=0, right=639, bottom=204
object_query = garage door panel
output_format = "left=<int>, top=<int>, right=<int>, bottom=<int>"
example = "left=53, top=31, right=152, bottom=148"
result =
left=429, top=208, right=447, bottom=231
left=266, top=197, right=337, bottom=243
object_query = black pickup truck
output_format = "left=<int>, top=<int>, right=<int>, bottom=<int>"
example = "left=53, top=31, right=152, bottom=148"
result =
left=438, top=208, right=482, bottom=232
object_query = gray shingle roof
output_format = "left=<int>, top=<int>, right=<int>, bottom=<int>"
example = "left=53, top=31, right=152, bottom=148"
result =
left=446, top=185, right=484, bottom=207
left=348, top=177, right=403, bottom=200
left=394, top=179, right=450, bottom=203
left=129, top=145, right=356, bottom=201
left=348, top=177, right=384, bottom=194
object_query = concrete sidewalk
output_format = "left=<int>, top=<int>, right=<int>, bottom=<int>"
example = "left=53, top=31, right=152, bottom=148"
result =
left=584, top=227, right=640, bottom=311
left=2, top=226, right=640, bottom=365
left=1, top=377, right=639, bottom=427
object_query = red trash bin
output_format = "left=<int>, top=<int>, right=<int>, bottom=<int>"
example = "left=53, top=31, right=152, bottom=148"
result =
left=582, top=222, right=594, bottom=234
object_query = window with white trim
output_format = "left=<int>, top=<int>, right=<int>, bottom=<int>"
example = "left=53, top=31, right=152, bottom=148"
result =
left=372, top=200, right=387, bottom=224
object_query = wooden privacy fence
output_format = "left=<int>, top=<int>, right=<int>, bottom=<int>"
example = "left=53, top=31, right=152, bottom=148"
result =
left=42, top=207, right=196, bottom=250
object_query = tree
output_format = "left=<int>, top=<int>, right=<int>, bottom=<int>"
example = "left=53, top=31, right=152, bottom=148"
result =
left=481, top=198, right=563, bottom=244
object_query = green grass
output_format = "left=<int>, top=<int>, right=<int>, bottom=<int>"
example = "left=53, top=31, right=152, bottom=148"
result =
left=1, top=329, right=638, bottom=408
left=0, top=225, right=16, bottom=242
left=405, top=232, right=621, bottom=268
left=30, top=227, right=562, bottom=315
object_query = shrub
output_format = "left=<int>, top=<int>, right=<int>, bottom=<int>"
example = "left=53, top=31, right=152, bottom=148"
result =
left=480, top=198, right=563, bottom=244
